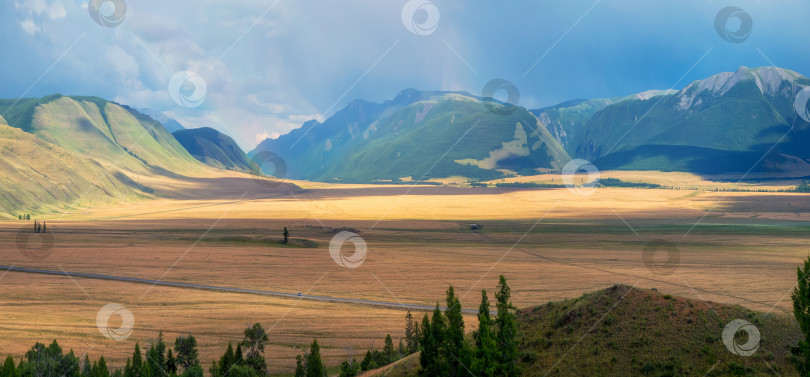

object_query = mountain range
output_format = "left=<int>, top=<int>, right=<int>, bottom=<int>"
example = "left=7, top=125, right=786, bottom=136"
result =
left=253, top=66, right=810, bottom=180
left=1, top=66, right=808, bottom=215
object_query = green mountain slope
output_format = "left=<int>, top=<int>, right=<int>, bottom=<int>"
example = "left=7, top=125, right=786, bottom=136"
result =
left=0, top=95, right=205, bottom=175
left=173, top=127, right=259, bottom=174
left=252, top=90, right=571, bottom=181
left=569, top=67, right=810, bottom=173
left=0, top=115, right=145, bottom=216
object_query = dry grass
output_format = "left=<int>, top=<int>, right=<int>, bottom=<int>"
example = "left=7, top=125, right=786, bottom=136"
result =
left=1, top=171, right=808, bottom=374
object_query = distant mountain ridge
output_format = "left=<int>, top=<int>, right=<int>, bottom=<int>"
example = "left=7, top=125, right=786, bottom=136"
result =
left=252, top=66, right=810, bottom=182
left=173, top=127, right=260, bottom=174
left=252, top=89, right=570, bottom=181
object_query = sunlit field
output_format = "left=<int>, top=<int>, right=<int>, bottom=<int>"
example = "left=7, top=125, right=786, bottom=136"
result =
left=2, top=171, right=807, bottom=373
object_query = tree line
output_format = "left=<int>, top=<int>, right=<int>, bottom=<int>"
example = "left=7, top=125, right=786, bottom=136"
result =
left=0, top=276, right=519, bottom=377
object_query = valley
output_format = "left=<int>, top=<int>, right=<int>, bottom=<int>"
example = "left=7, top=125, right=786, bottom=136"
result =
left=1, top=172, right=807, bottom=374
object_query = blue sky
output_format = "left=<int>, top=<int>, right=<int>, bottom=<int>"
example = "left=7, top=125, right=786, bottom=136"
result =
left=3, top=0, right=810, bottom=150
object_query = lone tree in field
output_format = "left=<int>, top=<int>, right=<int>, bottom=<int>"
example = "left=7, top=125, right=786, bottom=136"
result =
left=792, top=255, right=810, bottom=375
left=283, top=227, right=289, bottom=244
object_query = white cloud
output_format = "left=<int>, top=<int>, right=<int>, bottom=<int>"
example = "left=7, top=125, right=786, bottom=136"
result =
left=18, top=20, right=39, bottom=34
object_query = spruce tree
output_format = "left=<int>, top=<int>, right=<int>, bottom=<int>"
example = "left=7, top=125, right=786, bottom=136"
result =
left=233, top=345, right=243, bottom=366
left=131, top=343, right=144, bottom=377
left=382, top=335, right=396, bottom=365
left=793, top=256, right=810, bottom=375
left=81, top=355, right=91, bottom=377
left=405, top=311, right=419, bottom=354
left=494, top=275, right=519, bottom=376
left=0, top=355, right=18, bottom=377
left=472, top=290, right=497, bottom=377
left=294, top=355, right=306, bottom=377
left=444, top=286, right=471, bottom=377
left=96, top=357, right=110, bottom=377
left=305, top=339, right=326, bottom=377
left=165, top=350, right=177, bottom=376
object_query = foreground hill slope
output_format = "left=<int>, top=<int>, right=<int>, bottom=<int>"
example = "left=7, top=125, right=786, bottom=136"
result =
left=173, top=127, right=260, bottom=174
left=519, top=285, right=801, bottom=376
left=368, top=285, right=802, bottom=377
left=252, top=90, right=571, bottom=181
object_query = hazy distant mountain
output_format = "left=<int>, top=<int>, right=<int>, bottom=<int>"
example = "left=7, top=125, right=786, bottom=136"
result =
left=173, top=127, right=260, bottom=174
left=568, top=66, right=810, bottom=173
left=138, top=108, right=186, bottom=132
left=531, top=90, right=677, bottom=150
left=251, top=89, right=571, bottom=181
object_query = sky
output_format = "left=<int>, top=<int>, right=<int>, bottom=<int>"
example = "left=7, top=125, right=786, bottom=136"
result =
left=2, top=0, right=810, bottom=150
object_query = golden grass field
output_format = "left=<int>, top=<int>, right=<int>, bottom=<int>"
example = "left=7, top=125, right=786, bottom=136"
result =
left=0, top=170, right=808, bottom=374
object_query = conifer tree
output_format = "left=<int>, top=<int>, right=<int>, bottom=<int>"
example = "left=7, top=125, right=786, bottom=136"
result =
left=1, top=355, right=18, bottom=377
left=305, top=339, right=326, bottom=377
left=472, top=290, right=497, bottom=377
left=494, top=276, right=519, bottom=376
left=792, top=256, right=810, bottom=375
left=404, top=311, right=419, bottom=354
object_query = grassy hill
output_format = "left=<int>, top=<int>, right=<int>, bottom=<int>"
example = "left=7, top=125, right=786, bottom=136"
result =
left=173, top=127, right=260, bottom=174
left=0, top=95, right=205, bottom=175
left=0, top=115, right=146, bottom=216
left=361, top=285, right=802, bottom=377
left=519, top=285, right=801, bottom=376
